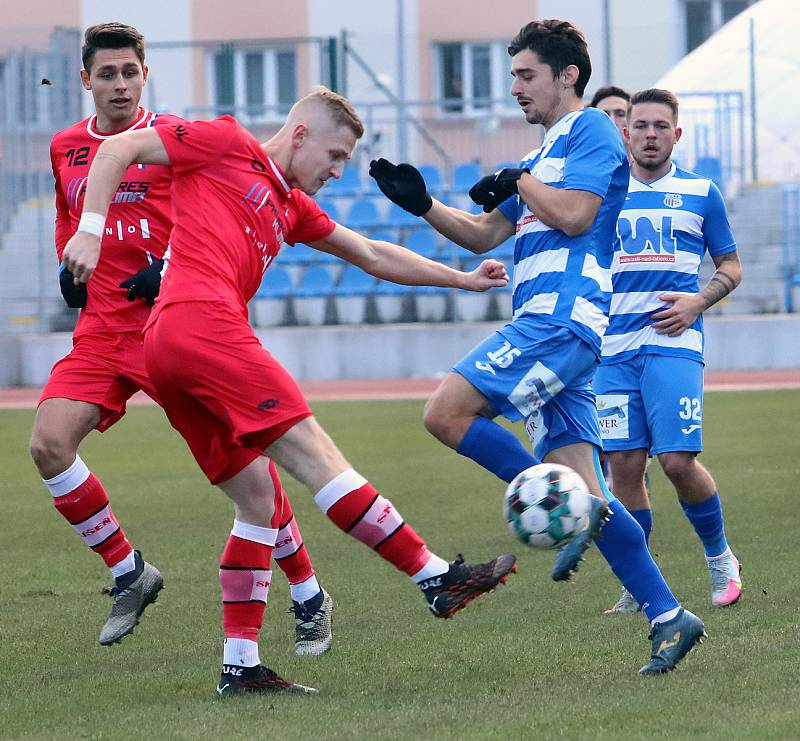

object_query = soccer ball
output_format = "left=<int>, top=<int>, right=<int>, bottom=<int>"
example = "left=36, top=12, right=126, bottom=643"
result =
left=504, top=463, right=593, bottom=548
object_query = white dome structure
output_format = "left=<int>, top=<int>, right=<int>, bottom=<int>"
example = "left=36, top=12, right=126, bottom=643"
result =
left=656, top=0, right=800, bottom=187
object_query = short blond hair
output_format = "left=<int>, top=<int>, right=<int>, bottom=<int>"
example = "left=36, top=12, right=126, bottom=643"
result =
left=298, top=86, right=364, bottom=139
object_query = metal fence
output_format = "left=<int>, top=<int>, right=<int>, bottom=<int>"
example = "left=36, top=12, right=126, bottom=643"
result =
left=0, top=29, right=760, bottom=334
left=782, top=185, right=800, bottom=312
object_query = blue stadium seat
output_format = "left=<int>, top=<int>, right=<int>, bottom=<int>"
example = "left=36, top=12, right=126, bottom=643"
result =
left=370, top=229, right=397, bottom=244
left=325, top=165, right=362, bottom=196
left=280, top=242, right=317, bottom=265
left=336, top=265, right=376, bottom=296
left=419, top=164, right=444, bottom=196
left=405, top=229, right=439, bottom=259
left=494, top=161, right=517, bottom=172
left=493, top=236, right=515, bottom=260
left=256, top=266, right=293, bottom=298
left=386, top=202, right=418, bottom=228
left=316, top=199, right=342, bottom=223
left=453, top=162, right=482, bottom=192
left=346, top=199, right=381, bottom=230
left=373, top=279, right=409, bottom=323
left=252, top=267, right=293, bottom=327
left=335, top=265, right=376, bottom=324
left=294, top=265, right=334, bottom=298
left=374, top=279, right=408, bottom=296
left=694, top=156, right=724, bottom=195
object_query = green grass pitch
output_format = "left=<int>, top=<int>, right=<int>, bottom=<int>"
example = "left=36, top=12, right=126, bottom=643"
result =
left=1, top=390, right=799, bottom=739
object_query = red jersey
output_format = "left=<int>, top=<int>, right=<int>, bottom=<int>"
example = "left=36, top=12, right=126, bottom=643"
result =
left=51, top=108, right=181, bottom=336
left=153, top=116, right=334, bottom=316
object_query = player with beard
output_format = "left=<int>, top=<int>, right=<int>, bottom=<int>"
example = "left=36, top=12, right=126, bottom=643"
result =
left=370, top=20, right=708, bottom=675
left=594, top=88, right=742, bottom=614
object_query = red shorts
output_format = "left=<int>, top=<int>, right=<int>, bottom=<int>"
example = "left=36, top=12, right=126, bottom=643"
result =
left=39, top=331, right=161, bottom=432
left=143, top=301, right=312, bottom=484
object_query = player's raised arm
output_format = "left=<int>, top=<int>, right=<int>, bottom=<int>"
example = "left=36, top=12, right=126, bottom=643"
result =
left=63, top=127, right=170, bottom=283
left=309, top=223, right=508, bottom=292
left=369, top=158, right=514, bottom=253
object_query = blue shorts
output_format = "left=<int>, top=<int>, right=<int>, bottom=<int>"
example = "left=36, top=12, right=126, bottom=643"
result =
left=453, top=318, right=602, bottom=460
left=593, top=354, right=704, bottom=455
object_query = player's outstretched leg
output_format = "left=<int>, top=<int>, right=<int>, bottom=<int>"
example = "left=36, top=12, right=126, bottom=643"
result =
left=639, top=608, right=707, bottom=675
left=419, top=553, right=517, bottom=618
left=314, top=469, right=517, bottom=618
left=217, top=519, right=317, bottom=696
left=217, top=664, right=318, bottom=695
left=268, top=462, right=333, bottom=655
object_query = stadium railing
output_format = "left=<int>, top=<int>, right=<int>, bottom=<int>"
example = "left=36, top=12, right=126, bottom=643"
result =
left=782, top=184, right=800, bottom=312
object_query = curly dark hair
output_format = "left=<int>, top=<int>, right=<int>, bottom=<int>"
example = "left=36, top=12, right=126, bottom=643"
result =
left=508, top=20, right=591, bottom=97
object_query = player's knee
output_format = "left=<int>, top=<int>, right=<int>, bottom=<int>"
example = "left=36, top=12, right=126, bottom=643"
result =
left=29, top=428, right=74, bottom=477
left=611, top=457, right=646, bottom=486
left=658, top=452, right=693, bottom=483
left=422, top=398, right=455, bottom=444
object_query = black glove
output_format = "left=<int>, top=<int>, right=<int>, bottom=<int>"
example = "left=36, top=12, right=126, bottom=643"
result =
left=368, top=158, right=433, bottom=216
left=469, top=167, right=530, bottom=213
left=119, top=258, right=164, bottom=307
left=59, top=266, right=87, bottom=308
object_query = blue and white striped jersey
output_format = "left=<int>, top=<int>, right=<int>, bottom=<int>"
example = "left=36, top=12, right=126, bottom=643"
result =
left=600, top=163, right=737, bottom=364
left=498, top=108, right=629, bottom=355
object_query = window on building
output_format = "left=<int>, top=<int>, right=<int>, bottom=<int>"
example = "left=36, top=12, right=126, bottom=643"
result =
left=684, top=0, right=754, bottom=53
left=213, top=47, right=235, bottom=116
left=439, top=43, right=463, bottom=112
left=685, top=1, right=713, bottom=53
left=435, top=41, right=514, bottom=115
left=722, top=0, right=749, bottom=23
left=211, top=46, right=296, bottom=120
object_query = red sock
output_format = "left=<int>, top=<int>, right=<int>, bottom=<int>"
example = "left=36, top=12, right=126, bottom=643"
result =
left=268, top=462, right=315, bottom=585
left=314, top=469, right=431, bottom=576
left=220, top=522, right=275, bottom=641
left=48, top=458, right=132, bottom=568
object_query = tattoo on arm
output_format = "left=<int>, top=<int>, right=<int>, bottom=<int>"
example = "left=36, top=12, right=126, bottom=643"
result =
left=699, top=263, right=740, bottom=310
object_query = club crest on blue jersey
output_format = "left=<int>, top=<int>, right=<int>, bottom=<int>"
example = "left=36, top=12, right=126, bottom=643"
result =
left=663, top=193, right=683, bottom=208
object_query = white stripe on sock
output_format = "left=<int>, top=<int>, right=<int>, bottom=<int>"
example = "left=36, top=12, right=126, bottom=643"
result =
left=650, top=607, right=681, bottom=626
left=289, top=574, right=321, bottom=604
left=410, top=553, right=450, bottom=584
left=231, top=520, right=278, bottom=547
left=314, top=469, right=368, bottom=513
left=110, top=550, right=137, bottom=578
left=43, top=455, right=90, bottom=498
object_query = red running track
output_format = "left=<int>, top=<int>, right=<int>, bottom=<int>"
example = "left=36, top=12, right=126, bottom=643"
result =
left=0, top=369, right=798, bottom=409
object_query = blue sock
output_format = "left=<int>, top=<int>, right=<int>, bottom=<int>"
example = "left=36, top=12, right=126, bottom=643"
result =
left=680, top=492, right=728, bottom=557
left=628, top=508, right=653, bottom=546
left=595, top=499, right=679, bottom=622
left=457, top=416, right=538, bottom=483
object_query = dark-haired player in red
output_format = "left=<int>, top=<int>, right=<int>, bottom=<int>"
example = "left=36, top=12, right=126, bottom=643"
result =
left=63, top=86, right=517, bottom=695
left=31, top=23, right=333, bottom=657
